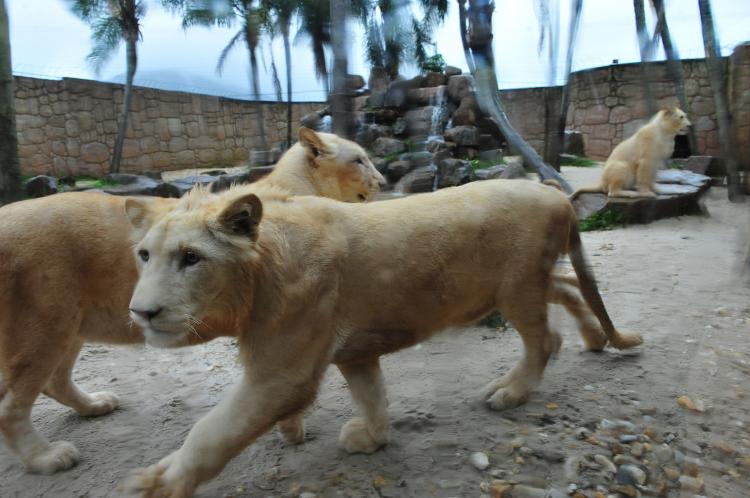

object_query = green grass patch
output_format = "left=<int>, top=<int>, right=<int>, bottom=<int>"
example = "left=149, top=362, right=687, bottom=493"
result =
left=667, top=160, right=684, bottom=170
left=580, top=209, right=624, bottom=232
left=69, top=176, right=122, bottom=190
left=383, top=153, right=399, bottom=163
left=560, top=155, right=598, bottom=167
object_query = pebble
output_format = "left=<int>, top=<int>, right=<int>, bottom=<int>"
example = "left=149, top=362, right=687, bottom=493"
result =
left=663, top=466, right=680, bottom=480
left=654, top=443, right=673, bottom=463
left=518, top=446, right=533, bottom=457
left=678, top=475, right=705, bottom=493
left=575, top=427, right=591, bottom=440
left=511, top=437, right=525, bottom=449
left=619, top=435, right=639, bottom=443
left=630, top=442, right=645, bottom=457
left=594, top=454, right=616, bottom=474
left=514, top=456, right=525, bottom=465
left=488, top=480, right=513, bottom=496
left=470, top=451, right=490, bottom=470
left=564, top=456, right=582, bottom=480
left=681, top=440, right=703, bottom=454
left=508, top=485, right=546, bottom=498
left=609, top=484, right=637, bottom=498
left=583, top=384, right=594, bottom=391
left=299, top=493, right=317, bottom=498
left=616, top=464, right=647, bottom=486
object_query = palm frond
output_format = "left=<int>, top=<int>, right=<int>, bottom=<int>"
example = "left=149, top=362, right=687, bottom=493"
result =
left=87, top=15, right=124, bottom=75
left=216, top=29, right=245, bottom=75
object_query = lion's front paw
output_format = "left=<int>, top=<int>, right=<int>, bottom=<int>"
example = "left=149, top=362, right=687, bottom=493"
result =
left=277, top=416, right=305, bottom=445
left=121, top=454, right=195, bottom=498
left=482, top=379, right=529, bottom=411
left=338, top=417, right=387, bottom=454
left=79, top=391, right=120, bottom=417
left=25, top=441, right=80, bottom=474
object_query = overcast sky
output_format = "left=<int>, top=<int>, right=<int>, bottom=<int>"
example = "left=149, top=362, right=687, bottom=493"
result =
left=8, top=0, right=750, bottom=101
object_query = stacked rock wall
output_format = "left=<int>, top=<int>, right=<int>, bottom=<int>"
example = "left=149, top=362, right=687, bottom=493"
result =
left=14, top=76, right=318, bottom=176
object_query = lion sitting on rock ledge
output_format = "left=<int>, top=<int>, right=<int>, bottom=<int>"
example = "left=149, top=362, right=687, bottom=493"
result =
left=122, top=179, right=643, bottom=497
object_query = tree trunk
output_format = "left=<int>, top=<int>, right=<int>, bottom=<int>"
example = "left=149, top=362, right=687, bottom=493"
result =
left=330, top=0, right=354, bottom=138
left=552, top=0, right=583, bottom=170
left=0, top=0, right=20, bottom=205
left=698, top=0, right=743, bottom=201
left=456, top=0, right=475, bottom=73
left=633, top=0, right=656, bottom=115
left=111, top=36, right=137, bottom=174
left=282, top=23, right=293, bottom=149
left=652, top=0, right=696, bottom=152
left=248, top=42, right=267, bottom=150
left=464, top=0, right=573, bottom=193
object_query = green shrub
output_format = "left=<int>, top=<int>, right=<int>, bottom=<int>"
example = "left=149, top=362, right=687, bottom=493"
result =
left=560, top=155, right=598, bottom=167
left=579, top=209, right=624, bottom=232
left=421, top=54, right=446, bottom=74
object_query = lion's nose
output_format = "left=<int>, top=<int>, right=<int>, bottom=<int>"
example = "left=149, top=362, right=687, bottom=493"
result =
left=130, top=306, right=163, bottom=321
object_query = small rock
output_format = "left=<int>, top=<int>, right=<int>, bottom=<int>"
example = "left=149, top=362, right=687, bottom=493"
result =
left=299, top=493, right=317, bottom=498
left=515, top=456, right=525, bottom=465
left=615, top=464, right=647, bottom=486
left=619, top=435, right=639, bottom=443
left=563, top=456, right=582, bottom=480
left=575, top=427, right=592, bottom=440
left=680, top=440, right=703, bottom=454
left=654, top=443, right=673, bottom=463
left=489, top=479, right=512, bottom=497
left=508, top=484, right=545, bottom=498
left=510, top=437, right=525, bottom=449
left=583, top=384, right=595, bottom=391
left=25, top=175, right=58, bottom=198
left=677, top=395, right=706, bottom=413
left=518, top=446, right=533, bottom=457
left=609, top=484, right=637, bottom=498
left=663, top=466, right=680, bottom=480
left=630, top=442, right=645, bottom=457
left=678, top=475, right=705, bottom=493
left=470, top=451, right=490, bottom=470
left=594, top=454, right=616, bottom=474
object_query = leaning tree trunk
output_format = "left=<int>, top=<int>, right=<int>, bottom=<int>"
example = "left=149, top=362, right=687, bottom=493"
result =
left=633, top=0, right=656, bottom=115
left=552, top=0, right=583, bottom=170
left=248, top=44, right=267, bottom=150
left=651, top=0, right=696, bottom=152
left=111, top=35, right=137, bottom=174
left=330, top=0, right=354, bottom=138
left=456, top=0, right=475, bottom=74
left=698, top=0, right=743, bottom=201
left=282, top=23, right=293, bottom=149
left=0, top=0, right=20, bottom=205
left=464, top=0, right=573, bottom=193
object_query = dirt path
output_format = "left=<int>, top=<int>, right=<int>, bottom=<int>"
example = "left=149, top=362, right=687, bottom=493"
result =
left=2, top=169, right=749, bottom=497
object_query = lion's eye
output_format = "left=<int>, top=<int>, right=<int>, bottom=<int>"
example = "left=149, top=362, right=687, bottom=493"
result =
left=181, top=251, right=201, bottom=267
left=138, top=249, right=149, bottom=262
left=356, top=158, right=364, bottom=166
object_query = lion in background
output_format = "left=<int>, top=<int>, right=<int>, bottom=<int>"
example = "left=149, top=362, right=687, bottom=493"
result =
left=571, top=107, right=691, bottom=199
left=0, top=128, right=385, bottom=475
left=121, top=179, right=643, bottom=497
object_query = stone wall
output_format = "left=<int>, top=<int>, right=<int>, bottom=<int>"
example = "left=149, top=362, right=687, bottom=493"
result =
left=500, top=86, right=562, bottom=156
left=565, top=58, right=723, bottom=159
left=14, top=76, right=320, bottom=176
left=730, top=42, right=750, bottom=175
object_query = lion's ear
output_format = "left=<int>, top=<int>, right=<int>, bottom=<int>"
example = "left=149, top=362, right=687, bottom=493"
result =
left=218, top=193, right=263, bottom=240
left=298, top=127, right=331, bottom=164
left=125, top=198, right=151, bottom=230
left=660, top=107, right=674, bottom=117
left=125, top=197, right=175, bottom=241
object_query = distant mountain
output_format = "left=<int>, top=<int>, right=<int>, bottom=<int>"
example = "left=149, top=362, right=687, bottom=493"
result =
left=106, top=69, right=252, bottom=100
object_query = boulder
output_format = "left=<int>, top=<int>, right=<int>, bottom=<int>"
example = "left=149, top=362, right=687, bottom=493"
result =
left=25, top=175, right=58, bottom=198
left=356, top=124, right=393, bottom=148
left=438, top=159, right=473, bottom=188
left=422, top=71, right=446, bottom=88
left=686, top=155, right=725, bottom=177
left=453, top=94, right=481, bottom=126
left=100, top=176, right=181, bottom=198
left=167, top=175, right=218, bottom=197
left=474, top=165, right=506, bottom=181
left=385, top=160, right=412, bottom=182
left=384, top=78, right=422, bottom=109
left=201, top=169, right=227, bottom=177
left=373, top=137, right=407, bottom=157
left=478, top=149, right=503, bottom=164
left=394, top=165, right=435, bottom=193
left=447, top=74, right=475, bottom=102
left=445, top=66, right=462, bottom=77
left=104, top=173, right=140, bottom=185
left=499, top=161, right=526, bottom=179
left=392, top=118, right=408, bottom=136
left=399, top=151, right=433, bottom=168
left=211, top=167, right=274, bottom=193
left=444, top=125, right=480, bottom=146
left=407, top=86, right=448, bottom=107
left=372, top=108, right=399, bottom=125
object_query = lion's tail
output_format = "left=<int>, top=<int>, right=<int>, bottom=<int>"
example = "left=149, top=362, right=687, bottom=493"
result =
left=566, top=221, right=643, bottom=350
left=569, top=184, right=605, bottom=201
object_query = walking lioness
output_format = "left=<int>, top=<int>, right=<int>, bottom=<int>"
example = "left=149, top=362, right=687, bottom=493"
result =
left=122, top=180, right=642, bottom=497
left=0, top=128, right=385, bottom=474
left=571, top=107, right=691, bottom=199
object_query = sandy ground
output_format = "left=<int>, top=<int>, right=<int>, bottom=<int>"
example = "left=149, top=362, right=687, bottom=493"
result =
left=2, top=167, right=750, bottom=498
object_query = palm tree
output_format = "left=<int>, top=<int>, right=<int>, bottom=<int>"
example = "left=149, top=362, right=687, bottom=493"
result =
left=0, top=0, right=21, bottom=204
left=462, top=0, right=572, bottom=192
left=651, top=0, right=696, bottom=152
left=698, top=0, right=743, bottom=201
left=296, top=0, right=331, bottom=94
left=264, top=0, right=298, bottom=148
left=70, top=0, right=144, bottom=174
left=330, top=0, right=353, bottom=137
left=163, top=0, right=268, bottom=149
left=633, top=0, right=656, bottom=115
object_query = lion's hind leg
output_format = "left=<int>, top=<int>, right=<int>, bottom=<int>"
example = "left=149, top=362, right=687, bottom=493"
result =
left=42, top=340, right=120, bottom=417
left=482, top=289, right=558, bottom=411
left=0, top=339, right=81, bottom=474
left=337, top=358, right=390, bottom=454
left=549, top=274, right=608, bottom=351
left=276, top=412, right=305, bottom=445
